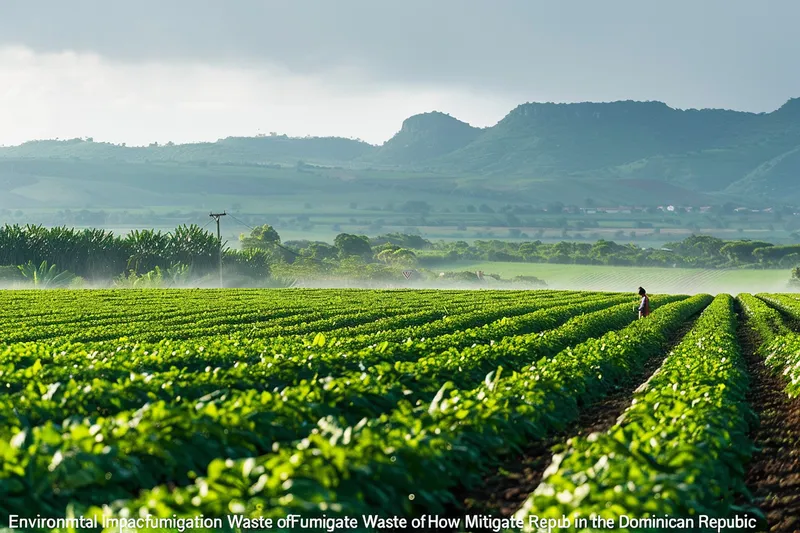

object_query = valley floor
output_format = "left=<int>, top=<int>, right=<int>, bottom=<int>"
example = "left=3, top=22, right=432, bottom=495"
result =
left=438, top=261, right=793, bottom=294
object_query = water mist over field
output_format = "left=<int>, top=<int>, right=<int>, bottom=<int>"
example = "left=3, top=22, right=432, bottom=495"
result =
left=542, top=279, right=794, bottom=297
left=0, top=276, right=795, bottom=296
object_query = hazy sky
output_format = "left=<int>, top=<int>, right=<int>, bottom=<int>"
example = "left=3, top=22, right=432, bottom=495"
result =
left=1, top=0, right=798, bottom=146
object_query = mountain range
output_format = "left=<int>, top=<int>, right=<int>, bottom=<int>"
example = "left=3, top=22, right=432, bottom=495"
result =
left=2, top=98, right=800, bottom=208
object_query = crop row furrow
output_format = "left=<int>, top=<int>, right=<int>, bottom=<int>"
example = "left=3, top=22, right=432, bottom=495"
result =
left=0, top=289, right=536, bottom=342
left=0, top=297, right=663, bottom=516
left=515, top=294, right=752, bottom=528
left=0, top=295, right=632, bottom=414
left=87, top=294, right=708, bottom=522
left=293, top=292, right=627, bottom=348
left=1, top=303, right=430, bottom=344
left=749, top=294, right=800, bottom=397
left=82, top=292, right=560, bottom=343
left=0, top=293, right=610, bottom=387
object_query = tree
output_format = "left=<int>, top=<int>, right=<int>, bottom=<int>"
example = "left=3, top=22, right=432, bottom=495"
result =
left=374, top=242, right=401, bottom=254
left=754, top=245, right=800, bottom=264
left=590, top=239, right=624, bottom=258
left=223, top=249, right=272, bottom=280
left=668, top=235, right=726, bottom=259
left=376, top=248, right=417, bottom=267
left=18, top=261, right=77, bottom=288
left=304, top=242, right=338, bottom=261
left=391, top=248, right=417, bottom=267
left=518, top=242, right=539, bottom=258
left=720, top=240, right=773, bottom=264
left=780, top=253, right=800, bottom=268
left=334, top=233, right=372, bottom=257
left=240, top=225, right=281, bottom=250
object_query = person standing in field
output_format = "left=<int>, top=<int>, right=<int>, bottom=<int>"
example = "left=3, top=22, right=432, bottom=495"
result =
left=638, top=287, right=650, bottom=318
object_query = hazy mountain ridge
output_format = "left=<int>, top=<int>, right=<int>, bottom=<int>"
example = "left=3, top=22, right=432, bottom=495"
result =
left=368, top=112, right=483, bottom=165
left=0, top=135, right=374, bottom=167
left=2, top=98, right=800, bottom=203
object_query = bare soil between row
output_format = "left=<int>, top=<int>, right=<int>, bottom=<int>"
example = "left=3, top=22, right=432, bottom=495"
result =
left=740, top=309, right=800, bottom=533
left=442, top=303, right=800, bottom=532
left=452, top=314, right=699, bottom=521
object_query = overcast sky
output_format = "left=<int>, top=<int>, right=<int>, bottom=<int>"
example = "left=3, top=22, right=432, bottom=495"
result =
left=1, top=0, right=798, bottom=146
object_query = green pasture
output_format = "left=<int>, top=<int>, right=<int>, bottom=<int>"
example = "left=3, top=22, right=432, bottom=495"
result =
left=437, top=261, right=793, bottom=294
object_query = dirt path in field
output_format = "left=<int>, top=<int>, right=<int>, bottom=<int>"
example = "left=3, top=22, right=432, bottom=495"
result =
left=454, top=314, right=699, bottom=519
left=739, top=308, right=800, bottom=533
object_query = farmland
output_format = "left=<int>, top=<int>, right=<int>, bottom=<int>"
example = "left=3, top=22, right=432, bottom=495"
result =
left=437, top=261, right=792, bottom=294
left=1, top=288, right=800, bottom=532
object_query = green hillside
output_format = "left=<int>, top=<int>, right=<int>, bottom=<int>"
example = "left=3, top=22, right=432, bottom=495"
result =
left=602, top=98, right=800, bottom=194
left=2, top=98, right=800, bottom=208
left=0, top=135, right=372, bottom=166
left=434, top=101, right=751, bottom=176
left=368, top=112, right=482, bottom=165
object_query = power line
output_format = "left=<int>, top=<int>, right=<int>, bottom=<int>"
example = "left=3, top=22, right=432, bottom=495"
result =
left=174, top=213, right=210, bottom=228
left=226, top=212, right=256, bottom=232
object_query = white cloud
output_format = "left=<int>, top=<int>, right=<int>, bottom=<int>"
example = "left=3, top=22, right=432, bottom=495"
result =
left=0, top=46, right=516, bottom=146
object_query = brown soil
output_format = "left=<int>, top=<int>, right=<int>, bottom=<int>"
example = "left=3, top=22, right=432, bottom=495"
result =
left=740, top=310, right=800, bottom=533
left=457, top=316, right=698, bottom=518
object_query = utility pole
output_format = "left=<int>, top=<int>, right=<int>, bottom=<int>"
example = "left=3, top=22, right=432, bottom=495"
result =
left=209, top=211, right=227, bottom=288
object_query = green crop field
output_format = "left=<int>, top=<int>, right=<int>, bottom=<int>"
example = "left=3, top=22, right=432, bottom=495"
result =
left=1, top=288, right=799, bottom=532
left=439, top=261, right=794, bottom=295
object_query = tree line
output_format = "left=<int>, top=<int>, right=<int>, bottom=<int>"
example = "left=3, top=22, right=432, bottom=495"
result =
left=1, top=225, right=798, bottom=288
left=281, top=233, right=800, bottom=270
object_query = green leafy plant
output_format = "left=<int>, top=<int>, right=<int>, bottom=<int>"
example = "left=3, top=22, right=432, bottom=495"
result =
left=750, top=293, right=800, bottom=397
left=17, top=260, right=77, bottom=288
left=515, top=295, right=760, bottom=529
left=85, top=294, right=705, bottom=522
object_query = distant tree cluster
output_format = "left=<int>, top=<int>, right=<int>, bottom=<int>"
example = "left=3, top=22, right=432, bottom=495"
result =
left=418, top=234, right=800, bottom=269
left=248, top=228, right=800, bottom=271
